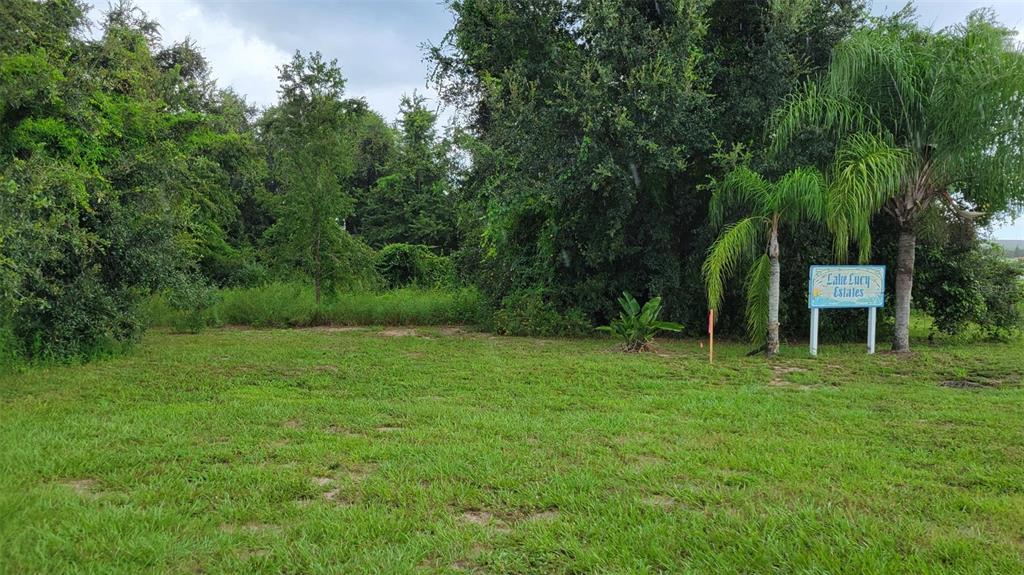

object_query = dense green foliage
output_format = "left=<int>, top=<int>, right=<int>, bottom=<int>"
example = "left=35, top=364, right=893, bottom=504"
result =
left=491, top=290, right=591, bottom=338
left=596, top=292, right=683, bottom=352
left=430, top=0, right=867, bottom=330
left=0, top=1, right=262, bottom=359
left=353, top=95, right=458, bottom=252
left=916, top=239, right=1024, bottom=341
left=374, top=243, right=454, bottom=289
left=771, top=7, right=1024, bottom=350
left=3, top=0, right=1022, bottom=364
left=0, top=2, right=465, bottom=361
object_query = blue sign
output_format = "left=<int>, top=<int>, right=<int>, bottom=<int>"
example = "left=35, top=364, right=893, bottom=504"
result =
left=809, top=265, right=885, bottom=309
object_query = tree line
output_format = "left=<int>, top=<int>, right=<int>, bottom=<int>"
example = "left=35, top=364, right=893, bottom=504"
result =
left=2, top=0, right=1022, bottom=363
left=1, top=0, right=456, bottom=359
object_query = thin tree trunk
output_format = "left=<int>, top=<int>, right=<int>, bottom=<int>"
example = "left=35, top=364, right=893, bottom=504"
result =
left=892, top=229, right=915, bottom=352
left=314, top=232, right=322, bottom=309
left=767, top=227, right=781, bottom=356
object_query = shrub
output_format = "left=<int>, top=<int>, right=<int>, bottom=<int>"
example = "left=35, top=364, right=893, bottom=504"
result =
left=492, top=291, right=590, bottom=337
left=165, top=279, right=220, bottom=333
left=375, top=244, right=454, bottom=289
left=916, top=242, right=1024, bottom=340
left=597, top=292, right=683, bottom=352
left=323, top=287, right=486, bottom=326
left=0, top=320, right=23, bottom=372
left=218, top=282, right=317, bottom=327
left=12, top=271, right=139, bottom=361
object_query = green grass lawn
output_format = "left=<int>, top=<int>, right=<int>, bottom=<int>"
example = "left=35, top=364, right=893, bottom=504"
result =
left=1, top=328, right=1022, bottom=574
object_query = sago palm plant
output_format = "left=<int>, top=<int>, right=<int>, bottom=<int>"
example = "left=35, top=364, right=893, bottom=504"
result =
left=702, top=166, right=826, bottom=356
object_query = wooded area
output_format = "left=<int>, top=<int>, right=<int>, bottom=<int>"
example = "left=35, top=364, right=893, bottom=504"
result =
left=2, top=0, right=1023, bottom=364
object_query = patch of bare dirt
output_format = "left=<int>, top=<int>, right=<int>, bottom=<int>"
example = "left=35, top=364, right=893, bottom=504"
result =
left=458, top=510, right=511, bottom=533
left=235, top=549, right=269, bottom=561
left=347, top=463, right=378, bottom=482
left=60, top=478, right=98, bottom=496
left=375, top=424, right=403, bottom=433
left=304, top=326, right=365, bottom=332
left=630, top=454, right=667, bottom=468
left=940, top=368, right=1021, bottom=389
left=642, top=495, right=676, bottom=508
left=281, top=419, right=302, bottom=429
left=311, top=476, right=333, bottom=487
left=769, top=365, right=810, bottom=387
left=378, top=328, right=426, bottom=338
left=940, top=380, right=985, bottom=389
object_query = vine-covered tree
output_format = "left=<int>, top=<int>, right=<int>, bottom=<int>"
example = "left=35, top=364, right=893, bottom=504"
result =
left=0, top=0, right=221, bottom=357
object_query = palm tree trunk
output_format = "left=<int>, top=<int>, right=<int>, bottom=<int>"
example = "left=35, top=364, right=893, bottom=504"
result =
left=767, top=228, right=781, bottom=356
left=892, top=229, right=915, bottom=352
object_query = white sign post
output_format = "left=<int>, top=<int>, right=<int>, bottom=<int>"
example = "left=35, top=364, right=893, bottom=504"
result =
left=808, top=265, right=885, bottom=357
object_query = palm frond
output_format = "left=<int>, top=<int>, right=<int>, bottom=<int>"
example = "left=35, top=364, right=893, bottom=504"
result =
left=774, top=166, right=827, bottom=225
left=702, top=216, right=765, bottom=313
left=708, top=166, right=770, bottom=228
left=827, top=133, right=909, bottom=262
left=744, top=254, right=771, bottom=346
left=768, top=82, right=864, bottom=157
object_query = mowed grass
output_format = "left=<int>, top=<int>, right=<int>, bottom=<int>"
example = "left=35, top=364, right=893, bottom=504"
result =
left=1, top=328, right=1022, bottom=574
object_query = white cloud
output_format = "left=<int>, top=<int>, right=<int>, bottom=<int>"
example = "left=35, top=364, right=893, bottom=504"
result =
left=142, top=0, right=289, bottom=107
left=990, top=216, right=1024, bottom=240
left=89, top=0, right=290, bottom=108
left=86, top=0, right=448, bottom=120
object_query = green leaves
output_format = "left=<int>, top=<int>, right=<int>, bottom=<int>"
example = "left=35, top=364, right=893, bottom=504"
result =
left=598, top=292, right=682, bottom=352
left=773, top=10, right=1024, bottom=245
left=702, top=165, right=825, bottom=347
left=827, top=133, right=909, bottom=262
left=703, top=216, right=766, bottom=314
left=260, top=51, right=359, bottom=304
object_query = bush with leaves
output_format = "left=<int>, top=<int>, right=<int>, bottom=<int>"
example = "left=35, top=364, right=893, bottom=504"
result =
left=916, top=241, right=1023, bottom=341
left=492, top=291, right=590, bottom=338
left=164, top=278, right=220, bottom=334
left=375, top=243, right=454, bottom=289
left=597, top=292, right=683, bottom=352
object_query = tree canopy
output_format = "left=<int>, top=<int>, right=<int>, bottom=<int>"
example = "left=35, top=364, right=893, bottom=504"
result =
left=771, top=7, right=1024, bottom=350
left=2, top=0, right=1021, bottom=362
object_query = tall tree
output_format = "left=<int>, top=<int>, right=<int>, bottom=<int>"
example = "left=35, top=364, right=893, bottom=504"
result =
left=1, top=0, right=218, bottom=357
left=772, top=9, right=1024, bottom=351
left=357, top=94, right=457, bottom=251
left=703, top=164, right=826, bottom=354
left=260, top=51, right=356, bottom=307
left=432, top=0, right=868, bottom=328
left=431, top=0, right=714, bottom=319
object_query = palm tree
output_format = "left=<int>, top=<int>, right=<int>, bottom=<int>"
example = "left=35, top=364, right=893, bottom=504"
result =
left=703, top=166, right=826, bottom=356
left=772, top=10, right=1024, bottom=352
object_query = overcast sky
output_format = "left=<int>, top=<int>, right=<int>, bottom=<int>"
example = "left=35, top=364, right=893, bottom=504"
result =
left=87, top=0, right=1024, bottom=239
